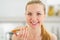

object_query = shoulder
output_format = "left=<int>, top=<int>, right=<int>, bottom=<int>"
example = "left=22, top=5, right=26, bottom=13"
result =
left=50, top=33, right=57, bottom=40
left=46, top=31, right=57, bottom=40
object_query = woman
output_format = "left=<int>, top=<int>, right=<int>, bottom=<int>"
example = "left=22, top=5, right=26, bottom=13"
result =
left=12, top=0, right=57, bottom=40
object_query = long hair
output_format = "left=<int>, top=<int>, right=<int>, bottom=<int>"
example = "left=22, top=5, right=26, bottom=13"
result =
left=41, top=25, right=51, bottom=40
left=25, top=0, right=51, bottom=40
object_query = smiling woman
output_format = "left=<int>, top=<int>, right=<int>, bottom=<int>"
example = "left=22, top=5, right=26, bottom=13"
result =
left=11, top=0, right=57, bottom=40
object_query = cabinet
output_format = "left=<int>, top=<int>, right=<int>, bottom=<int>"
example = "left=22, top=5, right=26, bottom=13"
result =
left=45, top=16, right=60, bottom=23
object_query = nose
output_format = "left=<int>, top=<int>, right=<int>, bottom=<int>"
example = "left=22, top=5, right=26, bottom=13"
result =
left=31, top=15, right=38, bottom=22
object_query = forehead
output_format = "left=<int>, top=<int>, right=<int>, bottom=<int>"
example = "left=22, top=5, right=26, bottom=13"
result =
left=26, top=4, right=44, bottom=12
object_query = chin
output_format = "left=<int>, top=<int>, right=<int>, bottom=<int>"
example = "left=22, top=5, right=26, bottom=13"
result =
left=29, top=24, right=40, bottom=28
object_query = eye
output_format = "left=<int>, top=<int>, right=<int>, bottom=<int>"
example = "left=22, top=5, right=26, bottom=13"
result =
left=37, top=12, right=42, bottom=16
left=27, top=12, right=32, bottom=16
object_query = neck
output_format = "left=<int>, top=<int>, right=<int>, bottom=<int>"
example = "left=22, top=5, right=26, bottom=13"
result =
left=29, top=25, right=41, bottom=36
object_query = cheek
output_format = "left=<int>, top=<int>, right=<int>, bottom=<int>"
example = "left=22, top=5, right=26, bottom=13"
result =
left=26, top=16, right=31, bottom=22
left=38, top=16, right=44, bottom=22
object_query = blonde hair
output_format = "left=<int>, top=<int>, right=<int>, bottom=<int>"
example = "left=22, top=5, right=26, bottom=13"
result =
left=41, top=25, right=51, bottom=40
left=25, top=0, right=46, bottom=14
left=25, top=0, right=51, bottom=40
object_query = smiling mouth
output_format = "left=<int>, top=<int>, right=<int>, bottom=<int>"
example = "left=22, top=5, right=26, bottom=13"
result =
left=30, top=21, right=40, bottom=26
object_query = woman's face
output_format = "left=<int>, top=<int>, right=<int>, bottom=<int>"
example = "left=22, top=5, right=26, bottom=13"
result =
left=25, top=4, right=45, bottom=28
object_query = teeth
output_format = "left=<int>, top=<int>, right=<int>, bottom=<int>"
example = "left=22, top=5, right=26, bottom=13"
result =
left=31, top=22, right=38, bottom=24
left=32, top=23, right=37, bottom=24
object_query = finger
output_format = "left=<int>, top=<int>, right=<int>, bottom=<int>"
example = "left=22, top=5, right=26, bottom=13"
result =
left=16, top=29, right=23, bottom=37
left=24, top=27, right=28, bottom=40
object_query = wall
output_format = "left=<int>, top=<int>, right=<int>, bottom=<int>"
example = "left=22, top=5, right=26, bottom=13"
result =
left=0, top=0, right=60, bottom=40
left=0, top=0, right=60, bottom=21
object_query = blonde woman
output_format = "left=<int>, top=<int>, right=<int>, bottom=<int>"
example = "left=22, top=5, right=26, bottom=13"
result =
left=12, top=0, right=57, bottom=40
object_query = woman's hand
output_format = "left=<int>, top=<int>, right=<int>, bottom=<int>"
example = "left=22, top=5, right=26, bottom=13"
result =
left=12, top=27, right=28, bottom=40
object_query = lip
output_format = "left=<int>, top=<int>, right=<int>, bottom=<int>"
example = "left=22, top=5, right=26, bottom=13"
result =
left=30, top=22, right=39, bottom=26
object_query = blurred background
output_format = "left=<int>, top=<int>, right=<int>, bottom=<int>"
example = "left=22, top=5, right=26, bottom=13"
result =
left=0, top=0, right=60, bottom=40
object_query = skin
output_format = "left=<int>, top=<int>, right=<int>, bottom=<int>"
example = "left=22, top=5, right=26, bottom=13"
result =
left=25, top=4, right=45, bottom=38
left=25, top=4, right=45, bottom=29
left=12, top=3, right=57, bottom=40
